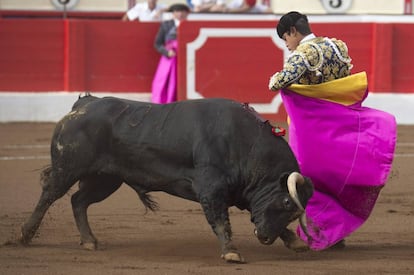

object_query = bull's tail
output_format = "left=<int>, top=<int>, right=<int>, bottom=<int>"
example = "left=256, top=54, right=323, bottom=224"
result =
left=129, top=184, right=159, bottom=213
left=138, top=192, right=159, bottom=213
left=40, top=165, right=53, bottom=188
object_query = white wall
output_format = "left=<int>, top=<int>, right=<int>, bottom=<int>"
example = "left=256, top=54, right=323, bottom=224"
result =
left=1, top=92, right=412, bottom=124
left=0, top=92, right=151, bottom=122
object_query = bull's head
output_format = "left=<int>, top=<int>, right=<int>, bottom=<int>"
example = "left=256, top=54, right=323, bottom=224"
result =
left=253, top=172, right=313, bottom=245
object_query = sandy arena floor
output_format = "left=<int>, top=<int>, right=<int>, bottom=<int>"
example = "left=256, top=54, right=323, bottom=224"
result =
left=0, top=122, right=413, bottom=274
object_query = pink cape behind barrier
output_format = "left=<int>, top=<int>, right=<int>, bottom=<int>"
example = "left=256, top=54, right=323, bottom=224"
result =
left=281, top=72, right=396, bottom=250
left=151, top=40, right=178, bottom=104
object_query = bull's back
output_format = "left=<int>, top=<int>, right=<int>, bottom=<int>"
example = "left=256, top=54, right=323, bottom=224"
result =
left=71, top=97, right=284, bottom=156
left=90, top=97, right=244, bottom=145
left=53, top=96, right=298, bottom=190
left=59, top=96, right=294, bottom=169
left=58, top=97, right=242, bottom=155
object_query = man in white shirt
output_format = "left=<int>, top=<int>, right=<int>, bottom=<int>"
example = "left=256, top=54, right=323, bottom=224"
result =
left=225, top=0, right=272, bottom=13
left=122, top=0, right=166, bottom=22
left=191, top=0, right=272, bottom=13
left=191, top=0, right=226, bottom=12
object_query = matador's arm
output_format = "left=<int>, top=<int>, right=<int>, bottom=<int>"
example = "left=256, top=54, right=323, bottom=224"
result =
left=268, top=53, right=308, bottom=91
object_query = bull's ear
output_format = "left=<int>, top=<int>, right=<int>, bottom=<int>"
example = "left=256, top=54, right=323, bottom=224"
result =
left=299, top=176, right=314, bottom=205
left=279, top=172, right=291, bottom=187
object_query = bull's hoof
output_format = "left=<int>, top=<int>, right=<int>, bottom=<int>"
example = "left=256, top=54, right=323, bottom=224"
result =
left=328, top=239, right=346, bottom=250
left=3, top=239, right=18, bottom=247
left=221, top=252, right=245, bottom=263
left=81, top=241, right=97, bottom=251
left=284, top=236, right=309, bottom=252
left=19, top=231, right=32, bottom=246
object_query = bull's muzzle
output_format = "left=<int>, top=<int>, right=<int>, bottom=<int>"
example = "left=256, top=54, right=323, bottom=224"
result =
left=254, top=229, right=273, bottom=245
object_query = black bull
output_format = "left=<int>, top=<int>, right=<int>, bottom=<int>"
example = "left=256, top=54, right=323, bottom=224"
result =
left=20, top=96, right=313, bottom=263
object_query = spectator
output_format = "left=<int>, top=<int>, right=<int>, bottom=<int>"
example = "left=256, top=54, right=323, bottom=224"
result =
left=191, top=0, right=226, bottom=13
left=122, top=0, right=166, bottom=22
left=151, top=3, right=191, bottom=104
left=225, top=0, right=273, bottom=13
left=191, top=0, right=272, bottom=13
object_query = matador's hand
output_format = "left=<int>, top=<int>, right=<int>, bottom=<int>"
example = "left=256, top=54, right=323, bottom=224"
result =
left=167, top=50, right=176, bottom=58
left=268, top=73, right=279, bottom=91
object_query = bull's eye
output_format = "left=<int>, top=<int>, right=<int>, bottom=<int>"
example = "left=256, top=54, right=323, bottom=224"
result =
left=283, top=197, right=293, bottom=209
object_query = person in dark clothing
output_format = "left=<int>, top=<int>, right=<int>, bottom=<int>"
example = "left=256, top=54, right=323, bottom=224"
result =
left=152, top=3, right=190, bottom=104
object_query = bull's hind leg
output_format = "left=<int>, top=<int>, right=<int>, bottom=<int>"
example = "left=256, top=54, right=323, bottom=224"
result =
left=71, top=174, right=122, bottom=250
left=20, top=166, right=77, bottom=245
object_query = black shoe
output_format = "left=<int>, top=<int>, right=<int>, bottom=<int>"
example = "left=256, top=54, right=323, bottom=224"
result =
left=329, top=239, right=346, bottom=250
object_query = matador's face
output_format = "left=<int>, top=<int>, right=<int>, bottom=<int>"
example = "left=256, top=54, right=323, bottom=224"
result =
left=282, top=27, right=303, bottom=52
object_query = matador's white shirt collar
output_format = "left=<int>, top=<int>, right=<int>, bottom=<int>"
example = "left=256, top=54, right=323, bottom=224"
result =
left=300, top=33, right=316, bottom=44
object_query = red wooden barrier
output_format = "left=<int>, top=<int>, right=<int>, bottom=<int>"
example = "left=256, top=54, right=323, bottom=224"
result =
left=0, top=20, right=64, bottom=91
left=0, top=18, right=413, bottom=97
left=66, top=20, right=161, bottom=92
left=0, top=19, right=160, bottom=92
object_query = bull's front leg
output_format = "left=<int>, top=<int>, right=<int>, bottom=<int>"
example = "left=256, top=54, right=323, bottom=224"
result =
left=199, top=197, right=245, bottom=263
left=280, top=228, right=309, bottom=252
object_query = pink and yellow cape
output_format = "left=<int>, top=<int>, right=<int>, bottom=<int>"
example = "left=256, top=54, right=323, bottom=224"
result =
left=281, top=72, right=397, bottom=250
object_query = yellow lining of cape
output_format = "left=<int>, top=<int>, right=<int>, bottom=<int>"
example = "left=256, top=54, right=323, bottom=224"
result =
left=287, top=72, right=367, bottom=106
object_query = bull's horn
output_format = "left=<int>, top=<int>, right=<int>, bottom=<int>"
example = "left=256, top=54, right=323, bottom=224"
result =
left=299, top=214, right=309, bottom=239
left=287, top=172, right=311, bottom=240
left=287, top=172, right=305, bottom=211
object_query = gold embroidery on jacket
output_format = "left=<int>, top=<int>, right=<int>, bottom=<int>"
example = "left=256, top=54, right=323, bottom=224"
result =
left=269, top=37, right=353, bottom=90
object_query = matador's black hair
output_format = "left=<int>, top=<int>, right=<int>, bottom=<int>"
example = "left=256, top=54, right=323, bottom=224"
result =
left=276, top=11, right=311, bottom=39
